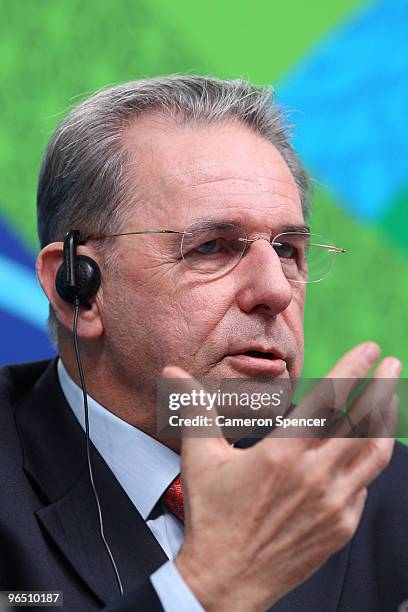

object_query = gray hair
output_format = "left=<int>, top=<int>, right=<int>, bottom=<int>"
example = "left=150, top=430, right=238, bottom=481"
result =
left=37, top=74, right=311, bottom=340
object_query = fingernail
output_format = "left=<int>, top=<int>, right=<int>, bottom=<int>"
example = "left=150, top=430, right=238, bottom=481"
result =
left=162, top=366, right=174, bottom=378
left=387, top=358, right=402, bottom=377
left=162, top=366, right=189, bottom=379
left=361, top=342, right=380, bottom=364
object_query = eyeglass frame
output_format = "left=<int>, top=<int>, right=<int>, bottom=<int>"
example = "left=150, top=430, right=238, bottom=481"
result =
left=82, top=226, right=346, bottom=283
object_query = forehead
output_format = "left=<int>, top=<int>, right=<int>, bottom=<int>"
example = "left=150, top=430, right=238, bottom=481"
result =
left=124, top=116, right=304, bottom=232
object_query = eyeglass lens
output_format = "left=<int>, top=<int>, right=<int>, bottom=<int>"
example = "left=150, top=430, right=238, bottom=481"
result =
left=180, top=221, right=337, bottom=283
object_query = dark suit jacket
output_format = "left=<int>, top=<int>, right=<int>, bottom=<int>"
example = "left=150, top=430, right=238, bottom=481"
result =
left=0, top=359, right=407, bottom=611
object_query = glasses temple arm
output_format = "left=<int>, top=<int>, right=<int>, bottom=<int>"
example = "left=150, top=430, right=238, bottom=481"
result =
left=83, top=229, right=192, bottom=242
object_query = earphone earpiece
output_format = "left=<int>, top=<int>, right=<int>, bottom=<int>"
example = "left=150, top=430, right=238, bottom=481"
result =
left=56, top=255, right=101, bottom=305
left=55, top=230, right=101, bottom=307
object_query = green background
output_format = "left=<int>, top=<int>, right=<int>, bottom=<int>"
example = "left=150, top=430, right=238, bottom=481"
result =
left=1, top=0, right=406, bottom=426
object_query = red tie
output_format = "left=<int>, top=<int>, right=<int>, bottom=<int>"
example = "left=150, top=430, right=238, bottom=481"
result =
left=162, top=474, right=184, bottom=523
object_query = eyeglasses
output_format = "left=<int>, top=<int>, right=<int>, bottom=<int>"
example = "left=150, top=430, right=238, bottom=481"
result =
left=85, top=219, right=346, bottom=284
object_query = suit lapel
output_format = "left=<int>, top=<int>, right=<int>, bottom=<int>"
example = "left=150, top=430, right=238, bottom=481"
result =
left=16, top=360, right=168, bottom=606
left=269, top=544, right=351, bottom=611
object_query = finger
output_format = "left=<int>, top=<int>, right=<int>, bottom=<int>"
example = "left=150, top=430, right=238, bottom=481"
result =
left=308, top=342, right=381, bottom=417
left=331, top=395, right=399, bottom=503
left=314, top=437, right=368, bottom=473
left=346, top=486, right=368, bottom=529
left=314, top=390, right=396, bottom=475
left=328, top=357, right=401, bottom=439
left=314, top=358, right=400, bottom=472
left=341, top=424, right=397, bottom=496
left=262, top=343, right=381, bottom=446
left=364, top=392, right=399, bottom=438
left=161, top=366, right=229, bottom=464
left=326, top=341, right=380, bottom=378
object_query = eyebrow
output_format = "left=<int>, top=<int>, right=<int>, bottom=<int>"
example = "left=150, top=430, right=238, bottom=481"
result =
left=279, top=224, right=311, bottom=234
left=185, top=219, right=311, bottom=234
left=185, top=219, right=242, bottom=232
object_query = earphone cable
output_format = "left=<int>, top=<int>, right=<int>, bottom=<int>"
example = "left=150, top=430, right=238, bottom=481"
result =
left=72, top=299, right=124, bottom=596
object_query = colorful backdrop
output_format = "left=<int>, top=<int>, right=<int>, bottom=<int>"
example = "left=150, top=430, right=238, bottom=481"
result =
left=1, top=0, right=407, bottom=386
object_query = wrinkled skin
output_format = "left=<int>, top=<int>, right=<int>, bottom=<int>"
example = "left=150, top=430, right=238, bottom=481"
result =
left=39, top=117, right=306, bottom=432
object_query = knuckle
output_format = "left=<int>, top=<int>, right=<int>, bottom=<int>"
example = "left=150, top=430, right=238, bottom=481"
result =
left=324, top=495, right=344, bottom=521
left=327, top=491, right=366, bottom=545
left=262, top=446, right=279, bottom=467
left=372, top=441, right=392, bottom=471
left=302, top=465, right=327, bottom=494
left=336, top=513, right=357, bottom=542
left=359, top=487, right=368, bottom=503
left=263, top=443, right=295, bottom=469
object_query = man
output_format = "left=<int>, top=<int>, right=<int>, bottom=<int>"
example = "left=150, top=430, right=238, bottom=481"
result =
left=0, top=75, right=407, bottom=611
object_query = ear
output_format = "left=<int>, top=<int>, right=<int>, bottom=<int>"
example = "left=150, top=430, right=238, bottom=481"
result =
left=36, top=242, right=104, bottom=340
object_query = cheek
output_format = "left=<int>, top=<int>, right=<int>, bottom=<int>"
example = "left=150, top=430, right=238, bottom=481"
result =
left=154, top=283, right=229, bottom=354
left=286, top=287, right=306, bottom=374
left=289, top=285, right=306, bottom=322
left=101, top=259, right=234, bottom=372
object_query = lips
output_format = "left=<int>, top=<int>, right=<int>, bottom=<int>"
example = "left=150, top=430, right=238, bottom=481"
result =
left=229, top=345, right=285, bottom=360
left=224, top=346, right=287, bottom=376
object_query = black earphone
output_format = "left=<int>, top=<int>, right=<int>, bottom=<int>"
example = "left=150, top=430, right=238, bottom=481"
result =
left=55, top=231, right=124, bottom=596
left=55, top=230, right=101, bottom=307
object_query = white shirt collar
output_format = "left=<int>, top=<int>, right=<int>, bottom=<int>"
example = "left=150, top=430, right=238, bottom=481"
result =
left=57, top=358, right=180, bottom=520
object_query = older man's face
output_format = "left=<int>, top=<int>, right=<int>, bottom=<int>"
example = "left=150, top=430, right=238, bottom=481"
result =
left=100, top=118, right=306, bottom=401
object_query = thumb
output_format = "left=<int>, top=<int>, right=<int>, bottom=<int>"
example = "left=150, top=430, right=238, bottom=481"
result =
left=161, top=366, right=229, bottom=467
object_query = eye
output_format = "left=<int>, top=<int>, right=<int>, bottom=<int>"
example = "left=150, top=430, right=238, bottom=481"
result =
left=274, top=241, right=296, bottom=259
left=195, top=239, right=221, bottom=255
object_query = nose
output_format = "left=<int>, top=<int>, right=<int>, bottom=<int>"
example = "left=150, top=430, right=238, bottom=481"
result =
left=235, top=237, right=293, bottom=315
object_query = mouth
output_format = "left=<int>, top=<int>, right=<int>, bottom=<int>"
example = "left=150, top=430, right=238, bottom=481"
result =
left=240, top=350, right=278, bottom=360
left=224, top=348, right=287, bottom=376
